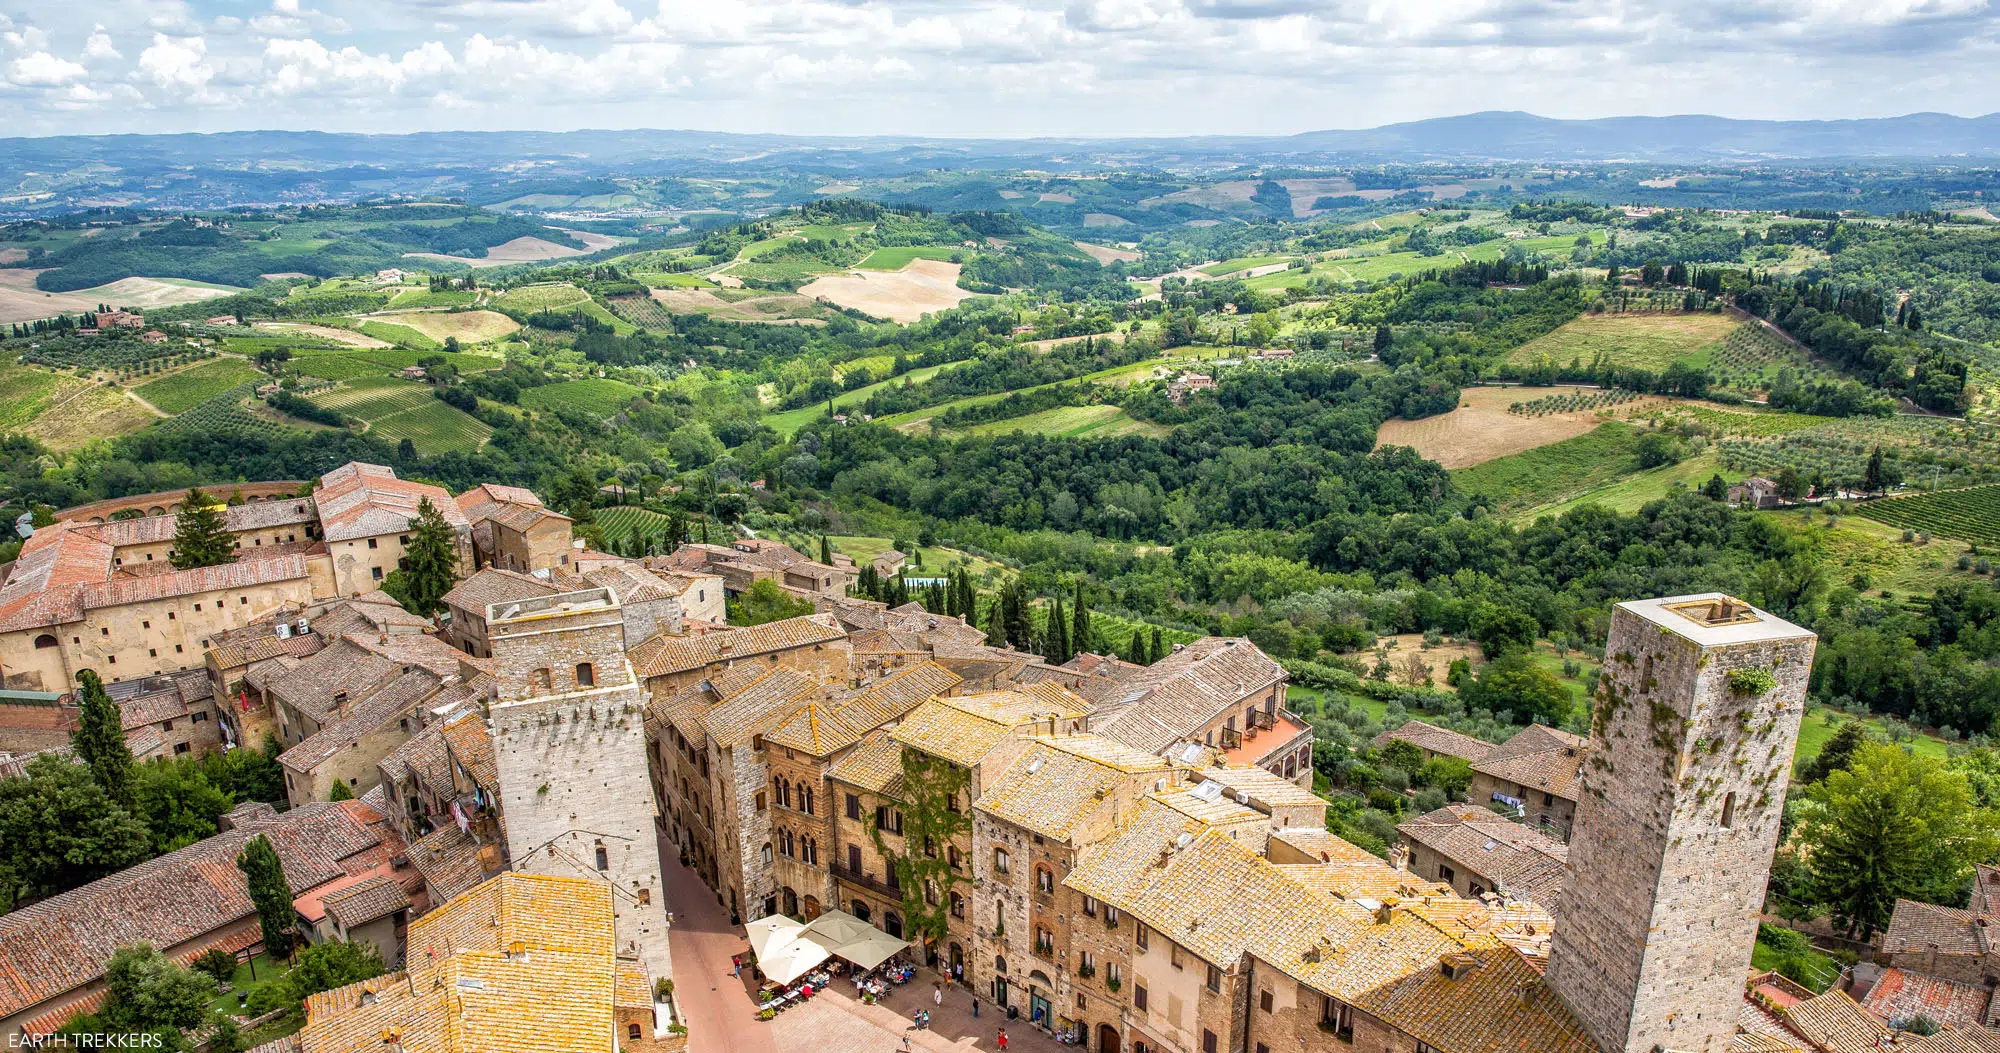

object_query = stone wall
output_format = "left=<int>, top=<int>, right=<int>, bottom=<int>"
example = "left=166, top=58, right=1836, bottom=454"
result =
left=1546, top=598, right=1815, bottom=1053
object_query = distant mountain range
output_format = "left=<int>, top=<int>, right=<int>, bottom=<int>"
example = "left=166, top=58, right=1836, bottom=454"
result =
left=4, top=111, right=2000, bottom=171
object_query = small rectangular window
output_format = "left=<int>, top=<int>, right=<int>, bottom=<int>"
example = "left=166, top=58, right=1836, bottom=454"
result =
left=1260, top=990, right=1272, bottom=1013
left=1206, top=964, right=1220, bottom=992
left=1203, top=1031, right=1217, bottom=1053
left=1134, top=985, right=1147, bottom=1011
left=368, top=538, right=379, bottom=549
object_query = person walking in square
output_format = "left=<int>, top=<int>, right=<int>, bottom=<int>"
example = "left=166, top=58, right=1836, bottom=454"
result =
left=997, top=1027, right=1008, bottom=1050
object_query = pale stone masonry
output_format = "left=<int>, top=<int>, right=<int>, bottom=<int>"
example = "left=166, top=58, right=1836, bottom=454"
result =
left=486, top=587, right=674, bottom=992
left=1547, top=594, right=1816, bottom=1053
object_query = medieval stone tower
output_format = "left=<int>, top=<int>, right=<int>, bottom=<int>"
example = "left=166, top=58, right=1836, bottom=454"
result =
left=486, top=586, right=674, bottom=989
left=1547, top=594, right=1815, bottom=1053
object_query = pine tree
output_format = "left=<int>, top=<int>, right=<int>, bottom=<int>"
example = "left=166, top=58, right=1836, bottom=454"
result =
left=72, top=669, right=136, bottom=810
left=393, top=498, right=461, bottom=617
left=328, top=780, right=354, bottom=802
left=1070, top=581, right=1090, bottom=657
left=237, top=834, right=297, bottom=960
left=170, top=487, right=237, bottom=570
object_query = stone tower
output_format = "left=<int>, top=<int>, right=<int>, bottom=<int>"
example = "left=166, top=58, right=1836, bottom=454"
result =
left=486, top=586, right=673, bottom=989
left=1547, top=594, right=1815, bottom=1053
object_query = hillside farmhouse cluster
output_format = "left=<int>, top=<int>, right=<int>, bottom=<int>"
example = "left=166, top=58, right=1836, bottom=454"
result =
left=0, top=468, right=1946, bottom=1053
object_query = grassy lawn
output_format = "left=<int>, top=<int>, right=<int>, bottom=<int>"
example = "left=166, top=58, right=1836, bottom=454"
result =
left=855, top=246, right=963, bottom=270
left=1530, top=451, right=1734, bottom=520
left=207, top=953, right=281, bottom=1015
left=1794, top=704, right=1952, bottom=772
left=0, top=362, right=90, bottom=431
left=1200, top=254, right=1293, bottom=277
left=519, top=378, right=644, bottom=416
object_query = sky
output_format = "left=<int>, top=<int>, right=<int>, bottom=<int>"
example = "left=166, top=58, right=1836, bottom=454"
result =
left=0, top=0, right=1997, bottom=138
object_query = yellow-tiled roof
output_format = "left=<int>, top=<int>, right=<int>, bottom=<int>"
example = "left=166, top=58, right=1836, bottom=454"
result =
left=1779, top=990, right=1890, bottom=1053
left=300, top=873, right=628, bottom=1053
left=976, top=736, right=1168, bottom=842
left=627, top=613, right=845, bottom=678
left=1268, top=827, right=1382, bottom=865
left=761, top=662, right=961, bottom=755
left=1193, top=765, right=1326, bottom=809
left=826, top=729, right=908, bottom=798
left=890, top=686, right=1089, bottom=767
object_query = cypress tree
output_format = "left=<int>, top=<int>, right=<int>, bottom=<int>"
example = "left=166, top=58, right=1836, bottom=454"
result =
left=1047, top=595, right=1070, bottom=665
left=1149, top=627, right=1164, bottom=664
left=1128, top=628, right=1146, bottom=664
left=984, top=597, right=1006, bottom=647
left=328, top=780, right=354, bottom=801
left=1070, top=581, right=1090, bottom=657
left=236, top=834, right=296, bottom=960
left=819, top=536, right=832, bottom=565
left=72, top=669, right=136, bottom=810
left=170, top=487, right=237, bottom=570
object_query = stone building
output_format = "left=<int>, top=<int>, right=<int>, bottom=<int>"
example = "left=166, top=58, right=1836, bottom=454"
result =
left=1546, top=594, right=1816, bottom=1053
left=107, top=671, right=222, bottom=760
left=485, top=587, right=673, bottom=992
left=1396, top=804, right=1570, bottom=908
left=455, top=482, right=575, bottom=574
left=1467, top=723, right=1589, bottom=840
left=440, top=568, right=560, bottom=658
left=289, top=872, right=675, bottom=1053
left=314, top=462, right=471, bottom=598
left=628, top=612, right=850, bottom=695
left=1085, top=637, right=1312, bottom=787
left=655, top=539, right=853, bottom=603
left=0, top=800, right=409, bottom=1044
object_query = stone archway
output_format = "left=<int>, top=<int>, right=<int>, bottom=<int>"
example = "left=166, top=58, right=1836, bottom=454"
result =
left=1099, top=1023, right=1119, bottom=1053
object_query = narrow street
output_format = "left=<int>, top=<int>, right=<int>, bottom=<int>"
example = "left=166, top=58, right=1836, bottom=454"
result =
left=661, top=836, right=775, bottom=1053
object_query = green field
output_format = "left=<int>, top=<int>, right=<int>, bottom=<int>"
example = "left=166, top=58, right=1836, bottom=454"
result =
left=154, top=386, right=294, bottom=439
left=132, top=359, right=265, bottom=414
left=307, top=377, right=437, bottom=421
left=636, top=272, right=717, bottom=289
left=367, top=401, right=491, bottom=456
left=1858, top=485, right=2000, bottom=545
left=960, top=403, right=1170, bottom=440
left=0, top=363, right=88, bottom=431
left=595, top=505, right=675, bottom=548
left=763, top=362, right=953, bottom=436
left=1533, top=452, right=1733, bottom=519
left=1199, top=255, right=1293, bottom=277
left=1794, top=705, right=1951, bottom=772
left=385, top=287, right=478, bottom=310
left=1505, top=312, right=1741, bottom=372
left=869, top=358, right=1164, bottom=431
left=1451, top=422, right=1648, bottom=513
left=520, top=378, right=643, bottom=416
left=855, top=246, right=962, bottom=270
left=354, top=319, right=440, bottom=351
left=491, top=283, right=592, bottom=313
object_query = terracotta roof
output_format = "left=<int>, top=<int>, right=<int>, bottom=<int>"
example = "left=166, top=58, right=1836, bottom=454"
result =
left=315, top=462, right=467, bottom=543
left=279, top=668, right=444, bottom=774
left=583, top=562, right=694, bottom=605
left=1471, top=724, right=1589, bottom=801
left=87, top=500, right=317, bottom=549
left=440, top=568, right=559, bottom=613
left=406, top=824, right=491, bottom=905
left=0, top=801, right=395, bottom=1023
left=1269, top=827, right=1383, bottom=865
left=627, top=613, right=847, bottom=678
left=439, top=709, right=496, bottom=788
left=890, top=685, right=1088, bottom=768
left=322, top=874, right=412, bottom=928
left=1883, top=898, right=1989, bottom=958
left=1397, top=806, right=1570, bottom=910
left=826, top=729, right=908, bottom=798
left=300, top=873, right=624, bottom=1053
left=119, top=685, right=195, bottom=730
left=760, top=662, right=961, bottom=755
left=0, top=522, right=112, bottom=632
left=1090, top=637, right=1285, bottom=754
left=379, top=713, right=459, bottom=794
left=83, top=552, right=309, bottom=610
left=696, top=667, right=818, bottom=748
left=1193, top=764, right=1326, bottom=809
left=977, top=735, right=1173, bottom=841
left=1779, top=990, right=1890, bottom=1053
left=454, top=484, right=568, bottom=535
left=1862, top=967, right=1994, bottom=1032
left=1374, top=720, right=1496, bottom=764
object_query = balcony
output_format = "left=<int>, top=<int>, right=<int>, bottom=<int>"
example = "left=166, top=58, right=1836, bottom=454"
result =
left=831, top=862, right=903, bottom=901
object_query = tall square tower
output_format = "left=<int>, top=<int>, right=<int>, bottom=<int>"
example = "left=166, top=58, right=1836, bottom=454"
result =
left=485, top=587, right=674, bottom=992
left=1547, top=594, right=1815, bottom=1053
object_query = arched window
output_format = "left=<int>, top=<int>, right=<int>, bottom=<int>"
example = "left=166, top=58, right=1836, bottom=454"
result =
left=804, top=837, right=818, bottom=865
left=852, top=900, right=871, bottom=922
left=629, top=1024, right=642, bottom=1041
left=1036, top=865, right=1054, bottom=894
left=782, top=887, right=799, bottom=917
left=575, top=662, right=595, bottom=687
left=800, top=788, right=814, bottom=815
left=32, top=634, right=57, bottom=649
left=761, top=843, right=773, bottom=866
left=995, top=956, right=1007, bottom=974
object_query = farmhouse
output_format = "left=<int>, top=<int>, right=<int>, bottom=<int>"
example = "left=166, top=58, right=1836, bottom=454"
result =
left=1468, top=723, right=1589, bottom=840
left=1730, top=476, right=1783, bottom=508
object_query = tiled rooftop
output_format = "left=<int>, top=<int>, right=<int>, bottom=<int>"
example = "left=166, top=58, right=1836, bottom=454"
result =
left=627, top=613, right=846, bottom=678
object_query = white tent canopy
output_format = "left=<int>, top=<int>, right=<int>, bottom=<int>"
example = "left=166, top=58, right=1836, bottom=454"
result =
left=743, top=908, right=910, bottom=985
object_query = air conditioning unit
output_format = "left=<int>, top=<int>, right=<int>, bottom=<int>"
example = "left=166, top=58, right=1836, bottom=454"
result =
left=274, top=623, right=292, bottom=639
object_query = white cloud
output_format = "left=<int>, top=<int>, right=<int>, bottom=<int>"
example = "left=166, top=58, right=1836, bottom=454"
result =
left=8, top=51, right=89, bottom=86
left=135, top=32, right=218, bottom=99
left=83, top=29, right=123, bottom=60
